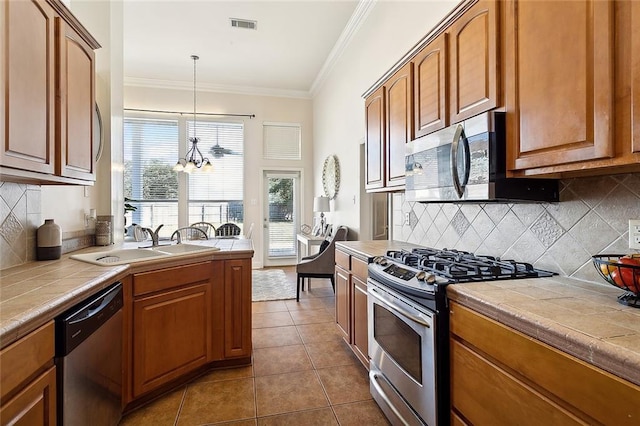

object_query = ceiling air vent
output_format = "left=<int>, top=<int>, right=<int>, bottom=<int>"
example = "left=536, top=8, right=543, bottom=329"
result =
left=230, top=18, right=257, bottom=30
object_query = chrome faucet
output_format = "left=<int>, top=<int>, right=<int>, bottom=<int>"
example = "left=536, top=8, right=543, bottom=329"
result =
left=141, top=224, right=163, bottom=246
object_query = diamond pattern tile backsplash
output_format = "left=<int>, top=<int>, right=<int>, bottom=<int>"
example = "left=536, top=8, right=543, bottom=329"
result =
left=0, top=182, right=41, bottom=269
left=392, top=173, right=640, bottom=286
left=1, top=182, right=97, bottom=270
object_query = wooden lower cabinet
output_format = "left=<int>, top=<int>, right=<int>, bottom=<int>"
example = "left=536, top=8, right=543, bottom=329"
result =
left=223, top=259, right=252, bottom=359
left=351, top=275, right=369, bottom=366
left=335, top=248, right=370, bottom=368
left=335, top=264, right=350, bottom=340
left=0, top=367, right=56, bottom=426
left=0, top=321, right=56, bottom=426
left=132, top=283, right=211, bottom=397
left=450, top=301, right=640, bottom=425
left=128, top=258, right=251, bottom=401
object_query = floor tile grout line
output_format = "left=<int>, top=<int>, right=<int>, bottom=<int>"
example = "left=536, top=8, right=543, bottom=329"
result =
left=172, top=385, right=188, bottom=426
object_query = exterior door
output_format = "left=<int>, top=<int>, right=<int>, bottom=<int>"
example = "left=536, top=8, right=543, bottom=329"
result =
left=263, top=171, right=300, bottom=266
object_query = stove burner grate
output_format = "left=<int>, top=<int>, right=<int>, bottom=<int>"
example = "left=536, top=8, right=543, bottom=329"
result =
left=384, top=248, right=555, bottom=283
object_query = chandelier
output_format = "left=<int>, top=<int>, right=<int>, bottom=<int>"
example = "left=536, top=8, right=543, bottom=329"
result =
left=173, top=55, right=213, bottom=173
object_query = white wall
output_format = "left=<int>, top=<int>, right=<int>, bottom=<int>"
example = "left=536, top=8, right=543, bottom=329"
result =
left=312, top=0, right=458, bottom=239
left=124, top=86, right=314, bottom=268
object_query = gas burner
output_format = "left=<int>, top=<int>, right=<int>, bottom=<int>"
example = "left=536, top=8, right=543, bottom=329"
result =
left=382, top=247, right=555, bottom=283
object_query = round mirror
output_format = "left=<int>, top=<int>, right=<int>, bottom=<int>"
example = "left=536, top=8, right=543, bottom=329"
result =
left=322, top=155, right=340, bottom=200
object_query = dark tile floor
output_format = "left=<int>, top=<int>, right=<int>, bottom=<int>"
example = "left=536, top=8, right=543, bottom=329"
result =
left=119, top=266, right=390, bottom=425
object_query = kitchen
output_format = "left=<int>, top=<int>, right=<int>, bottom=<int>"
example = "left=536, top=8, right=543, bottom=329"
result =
left=2, top=0, right=640, bottom=425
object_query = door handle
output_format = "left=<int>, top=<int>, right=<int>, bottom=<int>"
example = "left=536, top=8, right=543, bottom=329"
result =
left=451, top=124, right=470, bottom=198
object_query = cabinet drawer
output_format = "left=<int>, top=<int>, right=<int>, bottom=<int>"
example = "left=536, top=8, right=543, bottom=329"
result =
left=335, top=249, right=350, bottom=270
left=450, top=302, right=640, bottom=425
left=352, top=257, right=368, bottom=282
left=0, top=321, right=54, bottom=401
left=450, top=339, right=583, bottom=425
left=133, top=261, right=211, bottom=296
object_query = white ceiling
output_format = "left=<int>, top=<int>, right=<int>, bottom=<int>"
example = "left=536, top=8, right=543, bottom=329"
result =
left=123, top=0, right=362, bottom=98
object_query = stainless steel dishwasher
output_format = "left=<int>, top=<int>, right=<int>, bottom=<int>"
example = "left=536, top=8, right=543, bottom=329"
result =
left=55, top=282, right=123, bottom=426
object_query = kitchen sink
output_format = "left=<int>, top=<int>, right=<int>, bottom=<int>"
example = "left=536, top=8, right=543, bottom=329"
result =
left=71, top=249, right=168, bottom=266
left=71, top=244, right=219, bottom=266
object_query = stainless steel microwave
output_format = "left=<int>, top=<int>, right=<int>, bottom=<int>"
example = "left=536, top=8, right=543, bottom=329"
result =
left=405, top=112, right=558, bottom=203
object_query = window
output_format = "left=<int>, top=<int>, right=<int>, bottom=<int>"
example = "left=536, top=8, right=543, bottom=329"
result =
left=263, top=123, right=301, bottom=160
left=124, top=115, right=244, bottom=239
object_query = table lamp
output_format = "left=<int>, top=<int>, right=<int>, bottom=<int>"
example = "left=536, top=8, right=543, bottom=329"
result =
left=313, top=196, right=330, bottom=235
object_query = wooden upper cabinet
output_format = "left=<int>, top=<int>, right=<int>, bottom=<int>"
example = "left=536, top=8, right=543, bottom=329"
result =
left=505, top=0, right=614, bottom=172
left=449, top=0, right=498, bottom=124
left=365, top=86, right=385, bottom=190
left=0, top=0, right=56, bottom=174
left=414, top=33, right=448, bottom=137
left=385, top=62, right=413, bottom=188
left=633, top=0, right=640, bottom=153
left=0, top=0, right=99, bottom=184
left=56, top=19, right=95, bottom=180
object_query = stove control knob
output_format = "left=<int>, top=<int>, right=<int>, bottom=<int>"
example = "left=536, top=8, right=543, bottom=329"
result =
left=373, top=256, right=388, bottom=266
left=415, top=271, right=427, bottom=282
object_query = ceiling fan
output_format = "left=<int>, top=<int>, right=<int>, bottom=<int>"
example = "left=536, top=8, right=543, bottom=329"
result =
left=208, top=129, right=239, bottom=158
left=209, top=142, right=239, bottom=159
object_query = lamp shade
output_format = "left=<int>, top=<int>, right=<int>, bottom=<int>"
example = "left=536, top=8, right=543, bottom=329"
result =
left=313, top=196, right=330, bottom=213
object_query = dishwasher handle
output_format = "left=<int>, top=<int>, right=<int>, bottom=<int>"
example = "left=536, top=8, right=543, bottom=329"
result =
left=56, top=282, right=123, bottom=356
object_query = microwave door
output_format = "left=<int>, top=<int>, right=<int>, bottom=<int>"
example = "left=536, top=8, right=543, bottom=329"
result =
left=450, top=124, right=471, bottom=198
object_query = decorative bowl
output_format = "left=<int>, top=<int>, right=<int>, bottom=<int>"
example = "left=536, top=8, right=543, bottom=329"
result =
left=592, top=254, right=640, bottom=307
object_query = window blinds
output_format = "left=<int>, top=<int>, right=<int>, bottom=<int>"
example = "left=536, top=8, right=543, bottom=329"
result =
left=124, top=116, right=245, bottom=232
left=263, top=123, right=301, bottom=160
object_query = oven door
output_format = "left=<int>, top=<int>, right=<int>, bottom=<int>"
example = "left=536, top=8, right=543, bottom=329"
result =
left=368, top=280, right=436, bottom=426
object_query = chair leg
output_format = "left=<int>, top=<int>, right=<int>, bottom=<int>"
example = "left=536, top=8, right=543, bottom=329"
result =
left=296, top=275, right=301, bottom=302
left=330, top=276, right=335, bottom=293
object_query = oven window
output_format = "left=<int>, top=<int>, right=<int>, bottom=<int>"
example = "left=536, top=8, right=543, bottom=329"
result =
left=373, top=304, right=422, bottom=383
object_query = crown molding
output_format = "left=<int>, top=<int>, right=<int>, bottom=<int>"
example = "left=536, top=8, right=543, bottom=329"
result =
left=124, top=77, right=312, bottom=100
left=309, top=0, right=377, bottom=97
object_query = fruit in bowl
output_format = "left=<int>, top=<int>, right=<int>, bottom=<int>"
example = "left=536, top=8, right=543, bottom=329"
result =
left=593, top=254, right=640, bottom=293
left=610, top=254, right=640, bottom=292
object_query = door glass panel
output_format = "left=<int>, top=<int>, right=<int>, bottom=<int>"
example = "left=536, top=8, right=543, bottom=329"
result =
left=267, top=176, right=295, bottom=257
left=373, top=304, right=422, bottom=383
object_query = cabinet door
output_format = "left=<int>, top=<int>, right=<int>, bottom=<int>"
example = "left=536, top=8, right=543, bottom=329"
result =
left=414, top=33, right=448, bottom=137
left=335, top=265, right=350, bottom=341
left=505, top=0, right=614, bottom=171
left=0, top=0, right=56, bottom=174
left=0, top=366, right=56, bottom=426
left=449, top=0, right=498, bottom=123
left=386, top=62, right=413, bottom=188
left=132, top=283, right=211, bottom=397
left=351, top=275, right=369, bottom=368
left=56, top=19, right=95, bottom=181
left=365, top=86, right=385, bottom=190
left=633, top=0, right=640, bottom=153
left=224, top=259, right=252, bottom=359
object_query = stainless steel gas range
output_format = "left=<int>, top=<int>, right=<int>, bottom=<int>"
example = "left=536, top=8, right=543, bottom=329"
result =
left=367, top=247, right=555, bottom=426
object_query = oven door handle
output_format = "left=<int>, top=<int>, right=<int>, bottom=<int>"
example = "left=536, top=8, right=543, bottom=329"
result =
left=368, top=287, right=431, bottom=328
left=370, top=371, right=413, bottom=425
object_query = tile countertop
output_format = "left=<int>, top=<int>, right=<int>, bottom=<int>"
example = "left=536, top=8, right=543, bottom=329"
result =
left=338, top=240, right=640, bottom=387
left=335, top=240, right=423, bottom=261
left=447, top=276, right=640, bottom=387
left=0, top=238, right=253, bottom=349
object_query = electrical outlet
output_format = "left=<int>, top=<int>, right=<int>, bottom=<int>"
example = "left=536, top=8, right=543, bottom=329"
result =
left=629, top=220, right=640, bottom=249
left=404, top=212, right=410, bottom=225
